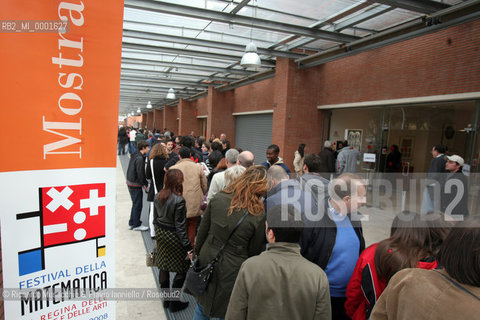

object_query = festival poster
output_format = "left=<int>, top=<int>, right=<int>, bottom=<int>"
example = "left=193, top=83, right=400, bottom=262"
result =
left=0, top=1, right=124, bottom=319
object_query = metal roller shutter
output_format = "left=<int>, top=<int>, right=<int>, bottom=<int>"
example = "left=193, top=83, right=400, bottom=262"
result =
left=235, top=113, right=273, bottom=165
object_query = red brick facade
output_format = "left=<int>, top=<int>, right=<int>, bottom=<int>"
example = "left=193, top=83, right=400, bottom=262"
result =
left=137, top=20, right=480, bottom=171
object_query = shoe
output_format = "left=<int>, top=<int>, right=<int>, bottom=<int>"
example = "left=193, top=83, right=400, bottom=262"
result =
left=128, top=225, right=134, bottom=230
left=169, top=301, right=189, bottom=313
left=132, top=225, right=149, bottom=231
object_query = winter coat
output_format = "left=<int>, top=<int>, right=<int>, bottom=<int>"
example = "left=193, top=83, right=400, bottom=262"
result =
left=154, top=193, right=192, bottom=251
left=261, top=159, right=291, bottom=176
left=145, top=156, right=168, bottom=202
left=225, top=242, right=331, bottom=320
left=336, top=147, right=360, bottom=174
left=346, top=244, right=438, bottom=320
left=170, top=158, right=208, bottom=218
left=293, top=150, right=304, bottom=175
left=118, top=128, right=129, bottom=145
left=441, top=171, right=469, bottom=217
left=318, top=147, right=336, bottom=179
left=194, top=192, right=266, bottom=318
left=126, top=151, right=147, bottom=188
left=370, top=268, right=480, bottom=320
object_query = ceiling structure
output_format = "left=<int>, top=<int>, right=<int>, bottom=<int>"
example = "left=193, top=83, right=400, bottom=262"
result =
left=119, top=0, right=479, bottom=116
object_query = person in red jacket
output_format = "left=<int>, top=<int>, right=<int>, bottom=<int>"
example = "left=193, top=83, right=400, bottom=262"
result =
left=345, top=211, right=451, bottom=320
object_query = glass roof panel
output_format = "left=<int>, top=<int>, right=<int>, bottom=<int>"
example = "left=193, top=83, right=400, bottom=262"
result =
left=356, top=8, right=423, bottom=31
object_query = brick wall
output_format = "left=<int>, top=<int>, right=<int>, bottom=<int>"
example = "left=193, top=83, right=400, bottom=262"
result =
left=154, top=109, right=163, bottom=131
left=233, top=78, right=275, bottom=113
left=163, top=105, right=178, bottom=135
left=178, top=99, right=198, bottom=136
left=316, top=20, right=480, bottom=105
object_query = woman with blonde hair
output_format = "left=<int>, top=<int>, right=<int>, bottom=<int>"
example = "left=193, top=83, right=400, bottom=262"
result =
left=146, top=142, right=169, bottom=237
left=192, top=165, right=268, bottom=319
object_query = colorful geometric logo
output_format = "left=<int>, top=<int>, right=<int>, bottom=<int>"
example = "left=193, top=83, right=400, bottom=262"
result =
left=17, top=183, right=107, bottom=276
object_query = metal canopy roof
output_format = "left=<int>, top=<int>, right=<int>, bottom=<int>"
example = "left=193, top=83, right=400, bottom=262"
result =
left=119, top=0, right=476, bottom=116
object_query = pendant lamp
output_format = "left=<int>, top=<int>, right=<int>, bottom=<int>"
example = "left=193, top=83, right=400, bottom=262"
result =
left=146, top=101, right=152, bottom=109
left=166, top=88, right=176, bottom=100
left=240, top=42, right=261, bottom=69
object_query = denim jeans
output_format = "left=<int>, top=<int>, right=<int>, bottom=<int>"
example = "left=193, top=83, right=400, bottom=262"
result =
left=128, top=141, right=137, bottom=154
left=193, top=302, right=224, bottom=320
left=128, top=186, right=143, bottom=228
left=118, top=143, right=126, bottom=155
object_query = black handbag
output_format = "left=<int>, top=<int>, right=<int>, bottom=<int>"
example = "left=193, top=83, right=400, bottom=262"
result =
left=185, top=212, right=249, bottom=296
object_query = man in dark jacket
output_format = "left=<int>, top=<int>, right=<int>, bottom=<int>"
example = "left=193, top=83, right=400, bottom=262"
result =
left=425, top=144, right=448, bottom=211
left=300, top=173, right=366, bottom=320
left=261, top=144, right=291, bottom=176
left=126, top=140, right=150, bottom=231
left=318, top=140, right=336, bottom=179
left=297, top=154, right=330, bottom=208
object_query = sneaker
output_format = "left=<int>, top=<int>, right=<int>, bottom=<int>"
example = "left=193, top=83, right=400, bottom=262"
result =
left=132, top=225, right=149, bottom=231
left=128, top=225, right=134, bottom=230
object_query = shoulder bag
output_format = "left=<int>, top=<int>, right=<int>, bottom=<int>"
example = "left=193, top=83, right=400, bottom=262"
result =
left=185, top=212, right=249, bottom=296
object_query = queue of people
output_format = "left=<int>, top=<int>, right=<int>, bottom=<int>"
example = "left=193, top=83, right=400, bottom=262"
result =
left=120, top=128, right=477, bottom=319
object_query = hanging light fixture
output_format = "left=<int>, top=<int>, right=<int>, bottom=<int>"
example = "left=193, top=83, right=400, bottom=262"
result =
left=146, top=101, right=152, bottom=109
left=241, top=42, right=261, bottom=69
left=137, top=107, right=141, bottom=113
left=240, top=0, right=261, bottom=69
left=166, top=88, right=176, bottom=100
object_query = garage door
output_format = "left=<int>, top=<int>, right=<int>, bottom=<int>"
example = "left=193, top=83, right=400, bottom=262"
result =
left=235, top=113, right=273, bottom=165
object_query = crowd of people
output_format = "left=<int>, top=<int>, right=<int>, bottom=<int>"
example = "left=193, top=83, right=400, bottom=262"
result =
left=119, top=126, right=478, bottom=320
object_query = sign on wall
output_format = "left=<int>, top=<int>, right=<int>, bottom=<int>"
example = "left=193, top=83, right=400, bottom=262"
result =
left=0, top=1, right=124, bottom=319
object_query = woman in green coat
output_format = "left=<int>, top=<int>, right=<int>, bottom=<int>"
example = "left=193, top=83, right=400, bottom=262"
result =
left=193, top=165, right=268, bottom=319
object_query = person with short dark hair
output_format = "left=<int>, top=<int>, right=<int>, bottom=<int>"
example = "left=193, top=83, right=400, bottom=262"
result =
left=297, top=154, right=329, bottom=207
left=221, top=139, right=231, bottom=156
left=370, top=216, right=480, bottom=320
left=422, top=144, right=449, bottom=213
left=261, top=144, right=291, bottom=175
left=126, top=140, right=150, bottom=231
left=226, top=205, right=331, bottom=320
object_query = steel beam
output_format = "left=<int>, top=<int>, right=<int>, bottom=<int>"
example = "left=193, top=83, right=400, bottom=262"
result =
left=371, top=0, right=450, bottom=14
left=230, top=0, right=251, bottom=15
left=122, top=29, right=306, bottom=59
left=121, top=68, right=239, bottom=82
left=124, top=0, right=359, bottom=43
left=121, top=58, right=254, bottom=75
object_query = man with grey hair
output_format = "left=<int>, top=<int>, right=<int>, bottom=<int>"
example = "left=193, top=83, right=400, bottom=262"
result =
left=300, top=173, right=366, bottom=320
left=237, top=151, right=254, bottom=168
left=207, top=148, right=239, bottom=203
left=265, top=165, right=317, bottom=221
left=318, top=140, right=336, bottom=179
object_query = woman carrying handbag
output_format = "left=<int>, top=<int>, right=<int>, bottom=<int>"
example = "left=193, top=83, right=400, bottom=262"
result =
left=154, top=169, right=192, bottom=312
left=192, top=166, right=268, bottom=320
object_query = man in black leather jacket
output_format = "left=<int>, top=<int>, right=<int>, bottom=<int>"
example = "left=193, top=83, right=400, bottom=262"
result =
left=126, top=140, right=150, bottom=231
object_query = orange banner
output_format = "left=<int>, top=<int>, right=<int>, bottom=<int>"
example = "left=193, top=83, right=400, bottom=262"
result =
left=0, top=1, right=124, bottom=172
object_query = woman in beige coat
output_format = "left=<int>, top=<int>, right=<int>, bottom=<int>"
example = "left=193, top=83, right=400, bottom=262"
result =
left=293, top=143, right=305, bottom=176
left=170, top=147, right=207, bottom=246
